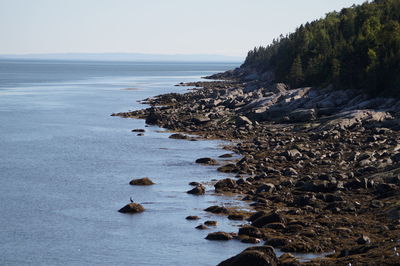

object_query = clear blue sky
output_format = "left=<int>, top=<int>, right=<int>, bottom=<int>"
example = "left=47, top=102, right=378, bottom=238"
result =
left=0, top=0, right=367, bottom=56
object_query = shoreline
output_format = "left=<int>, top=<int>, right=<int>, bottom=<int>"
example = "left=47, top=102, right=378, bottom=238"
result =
left=113, top=79, right=400, bottom=265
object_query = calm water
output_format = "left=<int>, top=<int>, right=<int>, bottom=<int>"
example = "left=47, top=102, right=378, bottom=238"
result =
left=0, top=59, right=269, bottom=266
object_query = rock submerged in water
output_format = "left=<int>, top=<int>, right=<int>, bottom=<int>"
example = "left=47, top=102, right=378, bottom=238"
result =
left=186, top=215, right=200, bottom=220
left=187, top=184, right=206, bottom=195
left=204, top=220, right=218, bottom=226
left=131, top=129, right=145, bottom=133
left=169, top=133, right=188, bottom=139
left=129, top=177, right=155, bottom=186
left=196, top=224, right=209, bottom=230
left=118, top=203, right=145, bottom=214
left=195, top=157, right=218, bottom=165
left=218, top=246, right=278, bottom=266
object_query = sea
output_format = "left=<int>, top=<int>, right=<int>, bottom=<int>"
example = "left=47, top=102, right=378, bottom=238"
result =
left=0, top=59, right=258, bottom=265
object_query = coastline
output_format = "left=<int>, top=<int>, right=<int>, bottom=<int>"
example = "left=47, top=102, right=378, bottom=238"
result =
left=113, top=78, right=400, bottom=265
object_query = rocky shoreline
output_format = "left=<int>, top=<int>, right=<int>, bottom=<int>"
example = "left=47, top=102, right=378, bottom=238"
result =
left=112, top=77, right=400, bottom=265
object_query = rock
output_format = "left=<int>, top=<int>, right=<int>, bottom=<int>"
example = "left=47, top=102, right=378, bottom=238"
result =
left=131, top=129, right=145, bottom=132
left=187, top=185, right=206, bottom=195
left=282, top=168, right=298, bottom=176
left=195, top=157, right=218, bottom=165
left=206, top=232, right=233, bottom=241
left=238, top=226, right=263, bottom=238
left=145, top=111, right=162, bottom=125
left=228, top=214, right=246, bottom=220
left=236, top=116, right=253, bottom=127
left=189, top=181, right=200, bottom=186
left=217, top=164, right=238, bottom=173
left=196, top=224, right=208, bottom=230
left=215, top=178, right=237, bottom=190
left=256, top=183, right=276, bottom=193
left=281, top=149, right=302, bottom=160
left=192, top=115, right=211, bottom=124
left=204, top=220, right=218, bottom=226
left=252, top=212, right=286, bottom=228
left=218, top=246, right=278, bottom=266
left=118, top=203, right=145, bottom=214
left=241, top=237, right=261, bottom=244
left=288, top=108, right=317, bottom=122
left=129, top=177, right=155, bottom=186
left=357, top=235, right=371, bottom=244
left=204, top=205, right=229, bottom=214
left=186, top=215, right=200, bottom=220
left=219, top=153, right=233, bottom=158
left=265, top=238, right=289, bottom=248
left=279, top=253, right=299, bottom=266
left=169, top=133, right=188, bottom=139
left=248, top=211, right=268, bottom=222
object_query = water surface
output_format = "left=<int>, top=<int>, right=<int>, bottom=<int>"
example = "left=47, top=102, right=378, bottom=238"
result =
left=0, top=59, right=273, bottom=266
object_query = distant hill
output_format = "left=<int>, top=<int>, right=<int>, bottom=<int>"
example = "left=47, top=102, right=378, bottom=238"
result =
left=0, top=53, right=243, bottom=63
left=241, top=0, right=400, bottom=97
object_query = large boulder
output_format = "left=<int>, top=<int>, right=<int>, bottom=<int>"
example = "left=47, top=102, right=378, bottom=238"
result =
left=129, top=177, right=155, bottom=186
left=118, top=203, right=145, bottom=214
left=218, top=246, right=278, bottom=266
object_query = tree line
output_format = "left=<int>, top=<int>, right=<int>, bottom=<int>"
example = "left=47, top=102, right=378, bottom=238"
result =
left=243, top=0, right=400, bottom=97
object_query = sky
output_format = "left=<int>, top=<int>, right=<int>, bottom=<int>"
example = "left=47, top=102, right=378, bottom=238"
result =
left=0, top=0, right=368, bottom=57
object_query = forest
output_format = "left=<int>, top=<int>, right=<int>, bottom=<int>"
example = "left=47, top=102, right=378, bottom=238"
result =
left=242, top=0, right=400, bottom=97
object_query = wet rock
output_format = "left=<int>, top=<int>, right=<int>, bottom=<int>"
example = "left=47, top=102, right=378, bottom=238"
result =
left=204, top=205, right=229, bottom=214
left=215, top=178, right=237, bottom=191
left=217, top=164, right=238, bottom=173
left=219, top=153, right=233, bottom=158
left=129, top=177, right=155, bottom=186
left=131, top=129, right=145, bottom=132
left=265, top=238, right=289, bottom=248
left=196, top=224, right=208, bottom=230
left=195, top=157, right=218, bottom=165
left=218, top=246, right=278, bottom=266
left=169, top=133, right=188, bottom=139
left=118, top=203, right=145, bottom=214
left=241, top=237, right=261, bottom=244
left=248, top=211, right=268, bottom=222
left=186, top=215, right=200, bottom=220
left=339, top=245, right=378, bottom=257
left=204, top=220, right=218, bottom=226
left=238, top=226, right=263, bottom=238
left=145, top=111, right=162, bottom=125
left=206, top=232, right=233, bottom=241
left=187, top=184, right=206, bottom=195
left=278, top=253, right=299, bottom=266
left=228, top=214, right=246, bottom=220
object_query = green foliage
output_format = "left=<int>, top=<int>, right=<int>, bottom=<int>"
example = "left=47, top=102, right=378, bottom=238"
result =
left=242, top=0, right=400, bottom=97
